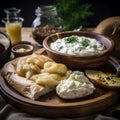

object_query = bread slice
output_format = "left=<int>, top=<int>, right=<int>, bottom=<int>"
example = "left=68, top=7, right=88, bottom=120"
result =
left=85, top=70, right=120, bottom=90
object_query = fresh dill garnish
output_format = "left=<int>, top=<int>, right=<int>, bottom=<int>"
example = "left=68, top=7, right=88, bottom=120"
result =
left=81, top=38, right=90, bottom=47
left=64, top=35, right=78, bottom=43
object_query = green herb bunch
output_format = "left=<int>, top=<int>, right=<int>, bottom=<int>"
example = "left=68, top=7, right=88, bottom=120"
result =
left=55, top=0, right=93, bottom=31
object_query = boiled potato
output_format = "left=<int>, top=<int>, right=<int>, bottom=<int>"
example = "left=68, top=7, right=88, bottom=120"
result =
left=16, top=54, right=69, bottom=87
left=26, top=54, right=52, bottom=68
left=16, top=55, right=42, bottom=77
left=26, top=55, right=44, bottom=68
left=44, top=61, right=67, bottom=75
left=30, top=72, right=65, bottom=86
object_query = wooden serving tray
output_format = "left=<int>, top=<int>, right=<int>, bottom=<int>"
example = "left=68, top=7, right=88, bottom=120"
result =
left=0, top=49, right=119, bottom=118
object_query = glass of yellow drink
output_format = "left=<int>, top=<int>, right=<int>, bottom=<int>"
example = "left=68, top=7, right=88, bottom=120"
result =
left=5, top=20, right=23, bottom=44
left=2, top=8, right=24, bottom=44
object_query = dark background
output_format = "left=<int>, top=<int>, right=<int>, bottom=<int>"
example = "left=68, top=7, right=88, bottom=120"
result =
left=0, top=0, right=120, bottom=28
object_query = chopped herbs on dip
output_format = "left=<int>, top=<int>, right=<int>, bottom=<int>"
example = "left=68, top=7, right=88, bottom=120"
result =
left=50, top=35, right=105, bottom=55
left=64, top=35, right=78, bottom=43
left=81, top=38, right=90, bottom=47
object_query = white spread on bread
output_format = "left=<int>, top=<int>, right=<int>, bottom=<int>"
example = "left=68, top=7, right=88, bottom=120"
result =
left=56, top=71, right=95, bottom=99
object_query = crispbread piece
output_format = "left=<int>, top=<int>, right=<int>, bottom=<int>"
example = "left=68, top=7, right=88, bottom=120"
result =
left=85, top=70, right=120, bottom=90
left=85, top=70, right=107, bottom=80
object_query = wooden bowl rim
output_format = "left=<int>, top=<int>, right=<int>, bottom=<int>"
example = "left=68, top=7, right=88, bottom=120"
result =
left=43, top=31, right=114, bottom=58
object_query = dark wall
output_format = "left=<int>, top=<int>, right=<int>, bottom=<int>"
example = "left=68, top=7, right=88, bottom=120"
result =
left=86, top=0, right=120, bottom=27
left=0, top=0, right=120, bottom=28
left=0, top=0, right=55, bottom=27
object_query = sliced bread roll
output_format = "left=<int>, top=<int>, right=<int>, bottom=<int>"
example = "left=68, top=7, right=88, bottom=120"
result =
left=85, top=70, right=120, bottom=90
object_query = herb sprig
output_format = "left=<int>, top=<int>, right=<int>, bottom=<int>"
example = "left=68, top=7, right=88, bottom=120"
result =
left=64, top=35, right=78, bottom=43
left=81, top=38, right=90, bottom=47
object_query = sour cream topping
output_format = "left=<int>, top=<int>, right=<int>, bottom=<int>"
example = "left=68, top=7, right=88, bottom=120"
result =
left=56, top=71, right=95, bottom=99
left=15, top=48, right=30, bottom=52
left=50, top=35, right=105, bottom=55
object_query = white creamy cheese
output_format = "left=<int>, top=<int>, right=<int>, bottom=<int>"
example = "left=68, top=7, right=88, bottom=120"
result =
left=50, top=35, right=105, bottom=55
left=15, top=48, right=30, bottom=52
left=56, top=71, right=96, bottom=99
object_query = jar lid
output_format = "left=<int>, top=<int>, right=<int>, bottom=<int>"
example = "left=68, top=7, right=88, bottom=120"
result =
left=35, top=7, right=42, bottom=16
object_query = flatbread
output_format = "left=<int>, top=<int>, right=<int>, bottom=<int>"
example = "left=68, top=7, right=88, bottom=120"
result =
left=1, top=54, right=54, bottom=100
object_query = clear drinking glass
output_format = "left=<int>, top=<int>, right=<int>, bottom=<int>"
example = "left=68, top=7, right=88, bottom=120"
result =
left=2, top=7, right=24, bottom=45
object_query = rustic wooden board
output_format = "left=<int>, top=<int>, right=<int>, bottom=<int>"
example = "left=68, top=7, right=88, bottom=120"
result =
left=0, top=49, right=119, bottom=118
left=0, top=28, right=119, bottom=117
left=0, top=73, right=119, bottom=118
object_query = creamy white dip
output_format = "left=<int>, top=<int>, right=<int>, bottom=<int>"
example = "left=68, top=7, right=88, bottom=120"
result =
left=56, top=71, right=95, bottom=99
left=50, top=35, right=105, bottom=55
left=15, top=48, right=30, bottom=52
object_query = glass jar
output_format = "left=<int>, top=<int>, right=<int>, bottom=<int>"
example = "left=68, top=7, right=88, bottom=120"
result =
left=32, top=5, right=62, bottom=28
left=32, top=5, right=62, bottom=45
